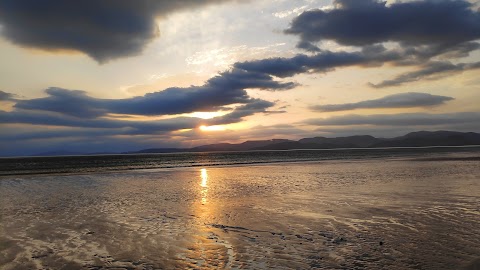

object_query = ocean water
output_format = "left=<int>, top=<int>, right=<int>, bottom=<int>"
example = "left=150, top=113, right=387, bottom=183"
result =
left=1, top=146, right=480, bottom=176
left=1, top=148, right=479, bottom=269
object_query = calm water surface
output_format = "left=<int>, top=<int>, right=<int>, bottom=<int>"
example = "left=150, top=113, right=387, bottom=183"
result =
left=0, top=149, right=479, bottom=269
left=1, top=146, right=479, bottom=176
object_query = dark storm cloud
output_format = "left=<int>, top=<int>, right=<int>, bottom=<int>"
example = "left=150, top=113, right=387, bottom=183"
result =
left=304, top=112, right=480, bottom=127
left=370, top=61, right=480, bottom=88
left=286, top=0, right=480, bottom=54
left=234, top=45, right=402, bottom=78
left=0, top=0, right=237, bottom=62
left=310, top=92, right=454, bottom=112
left=14, top=69, right=294, bottom=118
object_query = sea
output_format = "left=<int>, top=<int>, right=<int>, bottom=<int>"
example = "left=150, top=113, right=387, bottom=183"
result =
left=1, top=146, right=480, bottom=176
left=1, top=146, right=479, bottom=269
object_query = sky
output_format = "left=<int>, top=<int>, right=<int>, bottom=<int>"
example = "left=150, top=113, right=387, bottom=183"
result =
left=0, top=0, right=479, bottom=156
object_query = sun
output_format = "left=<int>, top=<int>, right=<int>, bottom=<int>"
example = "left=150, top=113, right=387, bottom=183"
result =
left=190, top=111, right=225, bottom=119
left=199, top=125, right=226, bottom=131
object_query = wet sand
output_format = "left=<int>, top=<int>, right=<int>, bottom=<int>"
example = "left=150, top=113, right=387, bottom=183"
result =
left=1, top=159, right=479, bottom=269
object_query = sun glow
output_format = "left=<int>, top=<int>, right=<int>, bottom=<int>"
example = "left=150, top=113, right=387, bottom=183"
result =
left=199, top=125, right=226, bottom=131
left=190, top=111, right=224, bottom=119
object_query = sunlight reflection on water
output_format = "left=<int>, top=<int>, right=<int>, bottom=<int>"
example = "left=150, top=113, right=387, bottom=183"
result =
left=200, top=168, right=208, bottom=204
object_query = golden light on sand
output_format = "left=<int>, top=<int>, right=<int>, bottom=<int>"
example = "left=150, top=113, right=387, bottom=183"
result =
left=199, top=125, right=226, bottom=131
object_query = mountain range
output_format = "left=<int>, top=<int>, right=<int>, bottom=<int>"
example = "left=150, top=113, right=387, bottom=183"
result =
left=129, top=130, right=480, bottom=154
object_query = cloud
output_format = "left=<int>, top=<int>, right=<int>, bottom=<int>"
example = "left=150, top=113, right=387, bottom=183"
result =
left=14, top=69, right=294, bottom=118
left=234, top=45, right=402, bottom=78
left=286, top=0, right=480, bottom=55
left=370, top=61, right=480, bottom=88
left=0, top=98, right=278, bottom=156
left=233, top=1, right=480, bottom=87
left=0, top=62, right=296, bottom=155
left=0, top=101, right=274, bottom=135
left=185, top=43, right=288, bottom=72
left=0, top=129, right=185, bottom=156
left=0, top=90, right=16, bottom=101
left=0, top=109, right=201, bottom=132
left=310, top=92, right=454, bottom=112
left=0, top=122, right=314, bottom=156
left=0, top=127, right=127, bottom=141
left=0, top=0, right=237, bottom=62
left=1, top=71, right=282, bottom=135
left=304, top=112, right=480, bottom=127
left=209, top=99, right=276, bottom=125
left=272, top=5, right=308, bottom=19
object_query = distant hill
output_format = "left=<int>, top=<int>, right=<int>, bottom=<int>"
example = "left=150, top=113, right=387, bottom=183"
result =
left=25, top=131, right=480, bottom=157
left=191, top=139, right=293, bottom=152
left=372, top=131, right=480, bottom=148
left=129, top=139, right=293, bottom=154
left=129, top=131, right=480, bottom=154
left=299, top=135, right=379, bottom=148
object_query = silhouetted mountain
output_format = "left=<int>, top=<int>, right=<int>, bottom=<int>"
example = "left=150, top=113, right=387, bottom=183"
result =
left=24, top=131, right=480, bottom=157
left=252, top=142, right=359, bottom=150
left=298, top=135, right=380, bottom=148
left=372, top=131, right=480, bottom=147
left=191, top=139, right=292, bottom=152
left=128, top=131, right=480, bottom=154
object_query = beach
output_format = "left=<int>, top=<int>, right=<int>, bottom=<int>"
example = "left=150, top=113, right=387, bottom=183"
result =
left=1, top=155, right=480, bottom=269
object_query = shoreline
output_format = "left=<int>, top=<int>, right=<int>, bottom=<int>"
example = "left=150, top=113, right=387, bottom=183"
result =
left=0, top=149, right=480, bottom=181
left=1, top=153, right=479, bottom=179
left=1, top=144, right=480, bottom=159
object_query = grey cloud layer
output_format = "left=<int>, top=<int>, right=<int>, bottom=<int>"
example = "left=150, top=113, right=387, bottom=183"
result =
left=371, top=61, right=480, bottom=88
left=310, top=92, right=454, bottom=112
left=235, top=45, right=402, bottom=78
left=280, top=0, right=480, bottom=87
left=0, top=0, right=236, bottom=62
left=14, top=69, right=293, bottom=118
left=234, top=44, right=480, bottom=88
left=286, top=0, right=480, bottom=52
left=304, top=112, right=480, bottom=127
left=0, top=99, right=275, bottom=135
left=2, top=67, right=287, bottom=135
left=2, top=0, right=478, bottom=87
left=0, top=90, right=16, bottom=101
